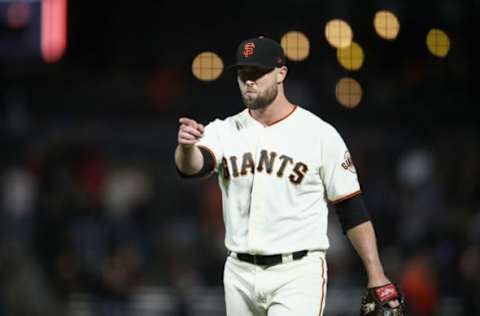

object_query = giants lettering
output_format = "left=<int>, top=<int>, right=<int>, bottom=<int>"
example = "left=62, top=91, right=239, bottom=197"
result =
left=240, top=153, right=255, bottom=175
left=229, top=156, right=240, bottom=177
left=221, top=150, right=308, bottom=185
left=289, top=162, right=308, bottom=184
left=276, top=154, right=293, bottom=178
left=257, top=150, right=276, bottom=174
left=221, top=158, right=230, bottom=179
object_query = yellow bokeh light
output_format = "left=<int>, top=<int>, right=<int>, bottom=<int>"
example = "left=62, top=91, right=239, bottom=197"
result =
left=426, top=29, right=450, bottom=58
left=325, top=19, right=353, bottom=48
left=374, top=10, right=400, bottom=40
left=335, top=77, right=362, bottom=109
left=281, top=31, right=310, bottom=62
left=336, top=41, right=364, bottom=71
left=192, top=51, right=224, bottom=81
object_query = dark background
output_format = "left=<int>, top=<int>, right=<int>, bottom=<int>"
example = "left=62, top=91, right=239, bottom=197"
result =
left=0, top=0, right=479, bottom=315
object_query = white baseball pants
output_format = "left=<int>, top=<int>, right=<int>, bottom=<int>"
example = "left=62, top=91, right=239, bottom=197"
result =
left=223, top=251, right=327, bottom=316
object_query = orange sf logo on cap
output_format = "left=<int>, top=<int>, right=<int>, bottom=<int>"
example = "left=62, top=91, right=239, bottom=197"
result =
left=243, top=42, right=255, bottom=58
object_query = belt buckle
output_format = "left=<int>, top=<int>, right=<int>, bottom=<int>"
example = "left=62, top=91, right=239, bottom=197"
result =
left=253, top=255, right=258, bottom=265
left=282, top=253, right=294, bottom=263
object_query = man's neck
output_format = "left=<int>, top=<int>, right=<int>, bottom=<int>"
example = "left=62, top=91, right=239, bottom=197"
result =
left=249, top=99, right=295, bottom=126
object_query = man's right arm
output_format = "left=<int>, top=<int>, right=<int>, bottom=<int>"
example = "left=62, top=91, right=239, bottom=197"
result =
left=175, top=145, right=204, bottom=175
left=175, top=117, right=205, bottom=175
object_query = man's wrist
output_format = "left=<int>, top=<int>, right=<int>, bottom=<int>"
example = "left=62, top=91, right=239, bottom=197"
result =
left=178, top=143, right=196, bottom=151
left=367, top=272, right=390, bottom=288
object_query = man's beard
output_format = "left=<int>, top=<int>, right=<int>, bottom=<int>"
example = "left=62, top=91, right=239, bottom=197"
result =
left=242, top=84, right=278, bottom=110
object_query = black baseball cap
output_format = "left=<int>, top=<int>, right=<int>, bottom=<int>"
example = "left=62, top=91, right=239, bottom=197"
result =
left=227, top=36, right=285, bottom=71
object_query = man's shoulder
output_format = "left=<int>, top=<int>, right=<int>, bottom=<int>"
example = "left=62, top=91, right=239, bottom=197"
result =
left=296, top=106, right=337, bottom=133
left=205, top=109, right=248, bottom=130
left=228, top=108, right=249, bottom=122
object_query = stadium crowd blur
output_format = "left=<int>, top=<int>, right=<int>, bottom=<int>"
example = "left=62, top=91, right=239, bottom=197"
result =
left=0, top=0, right=478, bottom=315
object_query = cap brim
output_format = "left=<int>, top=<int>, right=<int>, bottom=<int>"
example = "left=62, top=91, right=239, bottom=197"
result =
left=226, top=62, right=275, bottom=71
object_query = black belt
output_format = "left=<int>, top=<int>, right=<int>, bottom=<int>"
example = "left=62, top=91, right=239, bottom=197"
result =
left=235, top=250, right=309, bottom=266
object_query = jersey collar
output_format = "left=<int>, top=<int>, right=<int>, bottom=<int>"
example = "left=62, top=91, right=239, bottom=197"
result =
left=246, top=105, right=298, bottom=127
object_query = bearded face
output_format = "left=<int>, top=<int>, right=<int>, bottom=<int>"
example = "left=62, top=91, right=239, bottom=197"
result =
left=241, top=81, right=278, bottom=110
left=237, top=67, right=278, bottom=110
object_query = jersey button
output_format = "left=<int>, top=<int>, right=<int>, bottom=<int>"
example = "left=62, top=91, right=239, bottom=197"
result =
left=257, top=294, right=266, bottom=303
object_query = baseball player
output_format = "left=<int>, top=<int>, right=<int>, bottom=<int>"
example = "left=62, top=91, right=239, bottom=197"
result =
left=175, top=36, right=405, bottom=316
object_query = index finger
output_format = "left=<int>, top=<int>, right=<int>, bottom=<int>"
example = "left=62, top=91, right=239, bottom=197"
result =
left=179, top=117, right=197, bottom=127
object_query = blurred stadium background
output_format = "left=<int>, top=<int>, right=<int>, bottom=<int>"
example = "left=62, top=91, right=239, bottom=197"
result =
left=0, top=0, right=479, bottom=315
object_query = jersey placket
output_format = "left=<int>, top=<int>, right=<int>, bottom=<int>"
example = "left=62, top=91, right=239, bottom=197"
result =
left=247, top=126, right=269, bottom=253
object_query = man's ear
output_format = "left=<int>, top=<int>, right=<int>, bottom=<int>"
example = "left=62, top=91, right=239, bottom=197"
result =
left=276, top=66, right=288, bottom=83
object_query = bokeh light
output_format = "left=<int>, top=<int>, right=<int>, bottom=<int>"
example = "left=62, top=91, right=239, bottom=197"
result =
left=335, top=77, right=362, bottom=108
left=336, top=41, right=364, bottom=71
left=325, top=19, right=353, bottom=48
left=6, top=2, right=32, bottom=29
left=426, top=29, right=450, bottom=58
left=192, top=52, right=224, bottom=81
left=280, top=31, right=310, bottom=62
left=374, top=10, right=400, bottom=40
left=41, top=0, right=68, bottom=63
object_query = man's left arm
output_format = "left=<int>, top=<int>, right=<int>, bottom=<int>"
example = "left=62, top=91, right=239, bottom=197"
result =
left=333, top=195, right=404, bottom=312
left=347, top=220, right=406, bottom=314
left=346, top=221, right=391, bottom=287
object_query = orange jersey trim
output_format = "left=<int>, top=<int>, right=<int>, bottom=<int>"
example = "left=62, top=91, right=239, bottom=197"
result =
left=247, top=105, right=298, bottom=127
left=268, top=105, right=298, bottom=126
left=330, top=190, right=362, bottom=204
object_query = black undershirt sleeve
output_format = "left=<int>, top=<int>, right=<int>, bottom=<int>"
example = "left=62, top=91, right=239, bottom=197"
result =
left=334, top=193, right=370, bottom=234
left=176, top=146, right=215, bottom=179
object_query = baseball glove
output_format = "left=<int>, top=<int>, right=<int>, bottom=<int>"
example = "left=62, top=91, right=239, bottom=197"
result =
left=360, top=283, right=406, bottom=316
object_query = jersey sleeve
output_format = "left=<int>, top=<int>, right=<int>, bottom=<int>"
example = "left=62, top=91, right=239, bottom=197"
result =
left=319, top=125, right=361, bottom=203
left=196, top=119, right=224, bottom=172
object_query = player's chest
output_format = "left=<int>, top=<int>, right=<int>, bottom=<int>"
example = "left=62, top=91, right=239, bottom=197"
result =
left=220, top=128, right=318, bottom=184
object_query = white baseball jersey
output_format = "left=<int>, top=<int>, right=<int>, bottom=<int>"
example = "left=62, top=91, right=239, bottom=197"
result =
left=197, top=105, right=360, bottom=255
